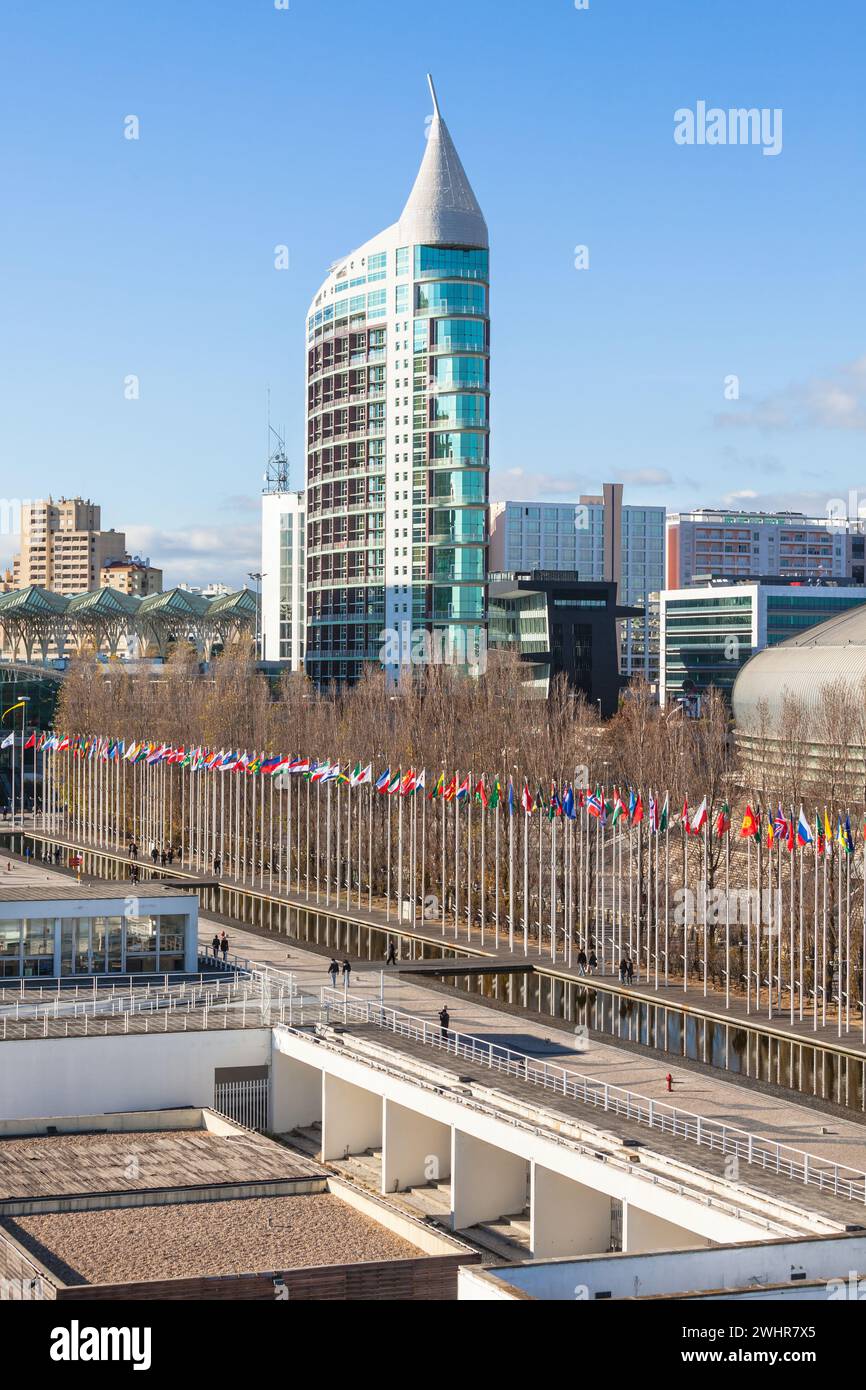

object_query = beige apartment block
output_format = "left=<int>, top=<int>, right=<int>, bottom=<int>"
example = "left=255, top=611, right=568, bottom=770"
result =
left=12, top=497, right=126, bottom=595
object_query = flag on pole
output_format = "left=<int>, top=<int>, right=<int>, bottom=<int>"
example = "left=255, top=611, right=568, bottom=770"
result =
left=521, top=782, right=533, bottom=814
left=507, top=777, right=515, bottom=815
left=690, top=797, right=708, bottom=833
left=796, top=808, right=813, bottom=846
left=375, top=768, right=391, bottom=793
left=659, top=792, right=669, bottom=832
left=715, top=801, right=731, bottom=836
left=489, top=776, right=501, bottom=809
left=740, top=804, right=758, bottom=838
left=631, top=794, right=644, bottom=825
left=455, top=774, right=471, bottom=802
left=563, top=783, right=576, bottom=820
left=1, top=733, right=13, bottom=749
left=428, top=770, right=445, bottom=800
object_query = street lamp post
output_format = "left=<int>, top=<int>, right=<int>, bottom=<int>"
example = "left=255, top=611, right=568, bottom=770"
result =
left=2, top=696, right=29, bottom=833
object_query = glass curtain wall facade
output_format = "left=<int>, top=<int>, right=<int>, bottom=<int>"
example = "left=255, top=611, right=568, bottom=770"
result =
left=304, top=78, right=489, bottom=685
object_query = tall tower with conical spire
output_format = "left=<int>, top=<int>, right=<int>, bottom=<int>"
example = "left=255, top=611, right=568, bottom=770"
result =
left=303, top=77, right=489, bottom=686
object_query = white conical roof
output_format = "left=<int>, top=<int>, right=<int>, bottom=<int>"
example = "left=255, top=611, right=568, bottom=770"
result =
left=397, top=75, right=488, bottom=249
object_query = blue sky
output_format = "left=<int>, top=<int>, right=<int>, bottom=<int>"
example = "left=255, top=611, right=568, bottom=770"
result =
left=1, top=0, right=864, bottom=585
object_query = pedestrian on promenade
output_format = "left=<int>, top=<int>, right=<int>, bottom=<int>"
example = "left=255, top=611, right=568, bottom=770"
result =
left=130, top=863, right=139, bottom=885
left=577, top=949, right=587, bottom=977
left=128, top=841, right=135, bottom=859
left=160, top=849, right=167, bottom=868
left=666, top=1073, right=673, bottom=1093
left=385, top=940, right=397, bottom=965
left=342, top=958, right=352, bottom=988
left=626, top=958, right=635, bottom=985
left=167, top=845, right=174, bottom=866
left=328, top=959, right=339, bottom=988
left=220, top=932, right=229, bottom=962
left=618, top=957, right=628, bottom=984
left=150, top=843, right=158, bottom=866
left=211, top=933, right=220, bottom=961
left=588, top=951, right=598, bottom=976
left=213, top=853, right=221, bottom=876
left=438, top=1005, right=450, bottom=1041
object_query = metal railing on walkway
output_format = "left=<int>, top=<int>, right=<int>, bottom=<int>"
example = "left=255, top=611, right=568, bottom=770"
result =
left=319, top=989, right=866, bottom=1205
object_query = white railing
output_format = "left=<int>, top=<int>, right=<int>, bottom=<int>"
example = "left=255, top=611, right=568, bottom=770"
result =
left=319, top=989, right=866, bottom=1205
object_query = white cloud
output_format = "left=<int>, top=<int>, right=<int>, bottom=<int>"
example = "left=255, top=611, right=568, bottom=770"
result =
left=715, top=355, right=866, bottom=432
left=122, top=522, right=260, bottom=590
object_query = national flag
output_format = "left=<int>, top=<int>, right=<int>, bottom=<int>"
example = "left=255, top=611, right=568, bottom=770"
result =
left=563, top=784, right=576, bottom=820
left=288, top=756, right=309, bottom=773
left=841, top=813, right=855, bottom=854
left=521, top=781, right=533, bottom=814
left=659, top=793, right=669, bottom=832
left=631, top=794, right=644, bottom=825
left=680, top=798, right=690, bottom=834
left=586, top=789, right=603, bottom=819
left=400, top=769, right=416, bottom=796
left=443, top=774, right=458, bottom=801
left=610, top=791, right=627, bottom=826
left=476, top=777, right=489, bottom=809
left=740, top=804, right=758, bottom=838
left=24, top=733, right=36, bottom=750
left=773, top=805, right=789, bottom=842
left=428, top=770, right=445, bottom=800
left=0, top=733, right=13, bottom=749
left=648, top=794, right=658, bottom=833
left=715, top=801, right=731, bottom=836
left=508, top=776, right=515, bottom=815
left=375, top=768, right=391, bottom=793
left=547, top=783, right=561, bottom=820
left=455, top=774, right=471, bottom=801
left=489, top=776, right=501, bottom=810
left=627, top=789, right=637, bottom=819
left=414, top=768, right=425, bottom=794
left=56, top=735, right=70, bottom=752
left=690, top=797, right=708, bottom=833
left=796, top=808, right=813, bottom=846
left=823, top=809, right=833, bottom=851
left=310, top=760, right=330, bottom=783
left=351, top=763, right=372, bottom=787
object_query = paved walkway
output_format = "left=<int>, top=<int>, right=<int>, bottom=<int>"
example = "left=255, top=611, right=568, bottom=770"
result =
left=7, top=847, right=866, bottom=1183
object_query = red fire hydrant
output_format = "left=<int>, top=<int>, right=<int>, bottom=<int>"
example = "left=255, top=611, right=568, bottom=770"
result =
left=665, top=1073, right=673, bottom=1093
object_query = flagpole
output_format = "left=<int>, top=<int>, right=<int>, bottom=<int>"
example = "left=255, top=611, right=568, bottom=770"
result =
left=664, top=793, right=670, bottom=988
left=523, top=789, right=529, bottom=957
left=508, top=781, right=514, bottom=953
left=466, top=778, right=472, bottom=945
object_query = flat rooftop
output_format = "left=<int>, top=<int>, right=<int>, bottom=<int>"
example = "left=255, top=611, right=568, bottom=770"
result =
left=0, top=1128, right=325, bottom=1201
left=2, top=1194, right=423, bottom=1285
left=0, top=882, right=194, bottom=902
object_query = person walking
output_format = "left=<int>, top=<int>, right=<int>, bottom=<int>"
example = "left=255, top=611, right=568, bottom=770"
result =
left=341, top=958, right=352, bottom=988
left=160, top=849, right=167, bottom=868
left=213, top=853, right=221, bottom=876
left=150, top=842, right=158, bottom=866
left=211, top=933, right=220, bottom=961
left=438, top=1005, right=450, bottom=1041
left=626, top=957, right=635, bottom=985
left=328, top=958, right=339, bottom=989
left=619, top=957, right=628, bottom=984
left=577, top=949, right=588, bottom=977
left=588, top=951, right=598, bottom=976
left=385, top=940, right=397, bottom=966
left=220, top=932, right=229, bottom=963
left=167, top=846, right=174, bottom=867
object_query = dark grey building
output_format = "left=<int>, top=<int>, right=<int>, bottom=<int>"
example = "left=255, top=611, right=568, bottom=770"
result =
left=488, top=571, right=641, bottom=716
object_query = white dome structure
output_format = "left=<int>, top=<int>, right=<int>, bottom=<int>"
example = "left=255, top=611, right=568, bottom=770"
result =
left=732, top=602, right=866, bottom=727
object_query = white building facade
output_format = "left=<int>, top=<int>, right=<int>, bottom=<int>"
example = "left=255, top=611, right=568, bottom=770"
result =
left=666, top=509, right=850, bottom=589
left=303, top=76, right=489, bottom=685
left=261, top=489, right=305, bottom=669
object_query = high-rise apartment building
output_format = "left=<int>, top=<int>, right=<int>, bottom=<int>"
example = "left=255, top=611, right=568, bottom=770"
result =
left=489, top=485, right=665, bottom=680
left=13, top=498, right=126, bottom=595
left=666, top=508, right=849, bottom=589
left=304, top=76, right=489, bottom=685
left=261, top=489, right=306, bottom=670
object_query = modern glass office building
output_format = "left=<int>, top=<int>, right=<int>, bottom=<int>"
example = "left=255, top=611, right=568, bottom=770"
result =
left=304, top=76, right=489, bottom=685
left=659, top=580, right=866, bottom=710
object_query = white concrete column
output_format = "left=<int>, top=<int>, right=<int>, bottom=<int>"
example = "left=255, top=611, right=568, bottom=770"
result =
left=270, top=1051, right=323, bottom=1134
left=530, top=1162, right=612, bottom=1259
left=623, top=1202, right=709, bottom=1254
left=321, top=1073, right=382, bottom=1161
left=451, top=1128, right=527, bottom=1231
left=382, top=1098, right=451, bottom=1195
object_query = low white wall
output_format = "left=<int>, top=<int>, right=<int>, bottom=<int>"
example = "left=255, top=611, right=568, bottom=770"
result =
left=463, top=1232, right=866, bottom=1301
left=0, top=1030, right=270, bottom=1121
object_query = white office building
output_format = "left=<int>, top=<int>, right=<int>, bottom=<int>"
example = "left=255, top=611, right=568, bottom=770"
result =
left=261, top=489, right=306, bottom=669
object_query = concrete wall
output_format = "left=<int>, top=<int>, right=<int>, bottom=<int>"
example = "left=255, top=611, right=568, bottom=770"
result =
left=459, top=1232, right=866, bottom=1301
left=530, top=1163, right=611, bottom=1259
left=382, top=1099, right=451, bottom=1194
left=321, top=1073, right=382, bottom=1162
left=623, top=1203, right=710, bottom=1255
left=0, top=1030, right=270, bottom=1122
left=451, top=1129, right=527, bottom=1231
left=270, top=1051, right=322, bottom=1134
